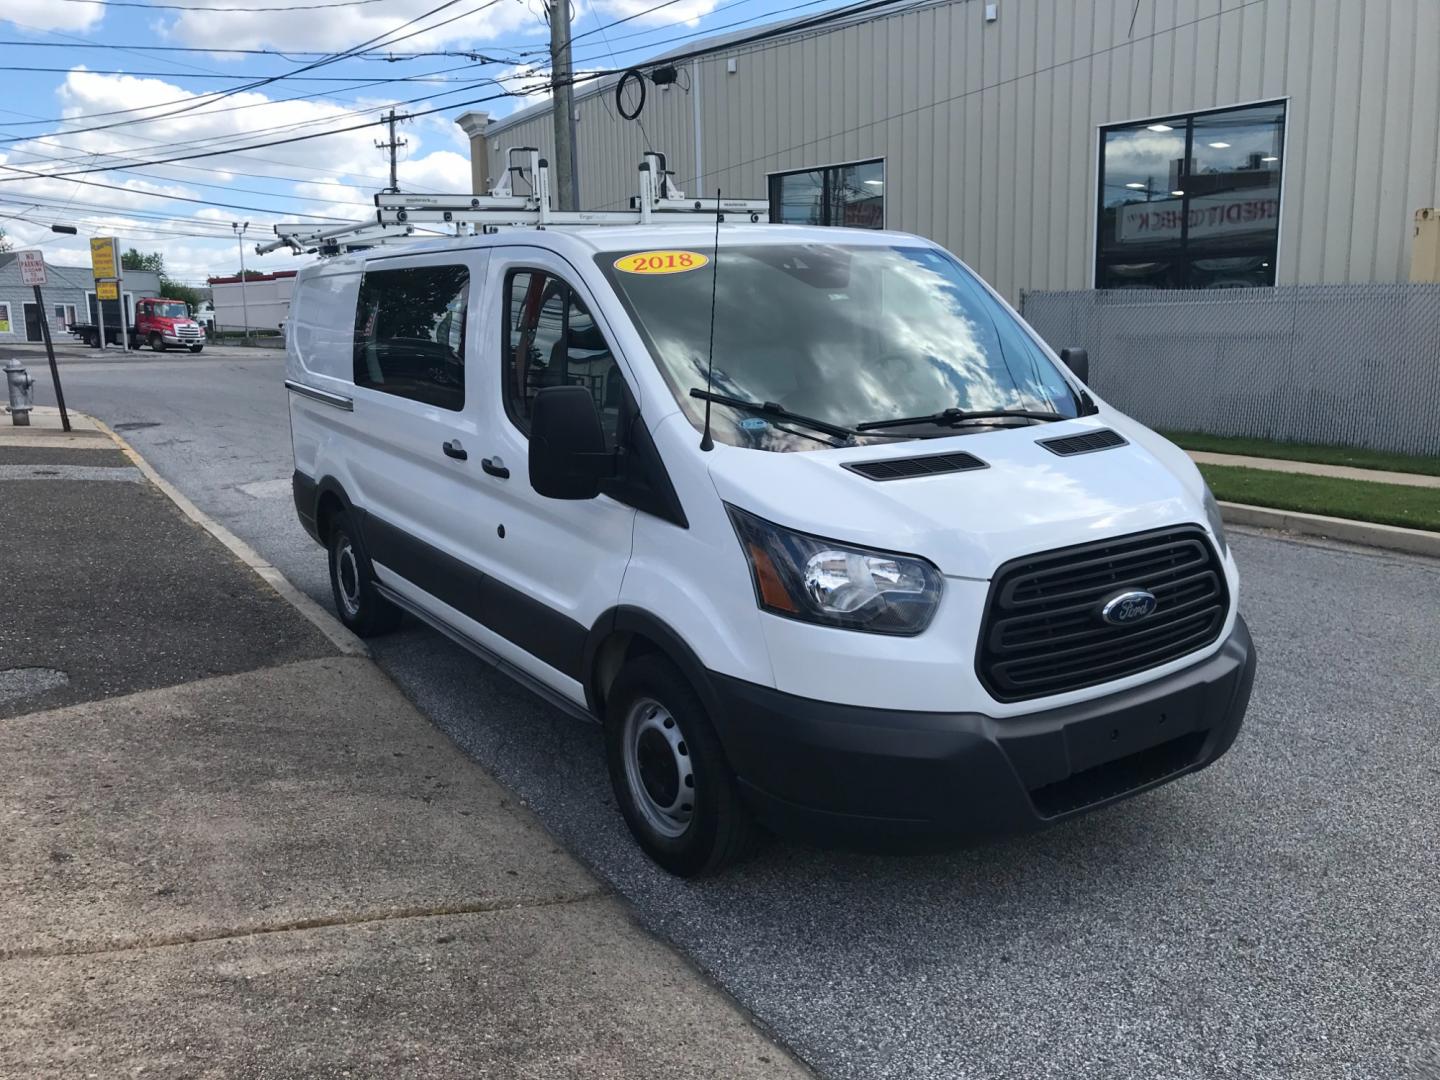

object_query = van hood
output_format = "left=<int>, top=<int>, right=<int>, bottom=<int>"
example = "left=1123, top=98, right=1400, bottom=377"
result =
left=703, top=415, right=1209, bottom=580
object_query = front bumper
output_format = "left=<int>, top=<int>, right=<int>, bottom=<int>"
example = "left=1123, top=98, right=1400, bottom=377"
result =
left=711, top=617, right=1256, bottom=846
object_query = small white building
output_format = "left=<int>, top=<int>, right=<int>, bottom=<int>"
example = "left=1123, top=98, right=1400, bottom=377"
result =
left=207, top=269, right=296, bottom=332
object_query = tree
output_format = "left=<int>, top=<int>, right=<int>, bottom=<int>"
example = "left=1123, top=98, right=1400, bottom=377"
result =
left=159, top=279, right=204, bottom=309
left=0, top=227, right=10, bottom=253
left=122, top=247, right=165, bottom=273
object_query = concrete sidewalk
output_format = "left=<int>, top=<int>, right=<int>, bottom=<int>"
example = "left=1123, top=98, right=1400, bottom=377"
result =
left=1188, top=448, right=1440, bottom=489
left=0, top=411, right=808, bottom=1078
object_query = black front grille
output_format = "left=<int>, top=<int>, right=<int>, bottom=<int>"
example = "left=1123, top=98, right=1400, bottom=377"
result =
left=1037, top=428, right=1128, bottom=456
left=977, top=526, right=1227, bottom=702
left=842, top=451, right=988, bottom=481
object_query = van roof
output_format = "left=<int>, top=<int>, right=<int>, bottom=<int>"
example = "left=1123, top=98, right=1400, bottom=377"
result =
left=330, top=223, right=930, bottom=269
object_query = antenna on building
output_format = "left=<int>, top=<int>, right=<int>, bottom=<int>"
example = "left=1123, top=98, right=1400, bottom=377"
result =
left=699, top=188, right=722, bottom=452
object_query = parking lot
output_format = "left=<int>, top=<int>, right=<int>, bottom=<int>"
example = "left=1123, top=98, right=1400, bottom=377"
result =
left=27, top=351, right=1440, bottom=1079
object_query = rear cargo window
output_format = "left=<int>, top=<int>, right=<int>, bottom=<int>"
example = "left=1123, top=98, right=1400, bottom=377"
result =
left=353, top=264, right=469, bottom=411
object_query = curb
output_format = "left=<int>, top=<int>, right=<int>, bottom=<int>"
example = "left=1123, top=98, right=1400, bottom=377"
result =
left=1220, top=501, right=1440, bottom=560
left=90, top=416, right=369, bottom=658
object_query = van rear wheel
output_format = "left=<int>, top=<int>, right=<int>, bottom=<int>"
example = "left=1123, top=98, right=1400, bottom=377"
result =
left=605, top=655, right=758, bottom=877
left=327, top=511, right=402, bottom=637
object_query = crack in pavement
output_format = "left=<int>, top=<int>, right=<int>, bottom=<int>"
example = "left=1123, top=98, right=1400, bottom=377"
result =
left=0, top=888, right=611, bottom=963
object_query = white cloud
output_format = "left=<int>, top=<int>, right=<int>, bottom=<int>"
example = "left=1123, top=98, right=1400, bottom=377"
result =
left=1, top=0, right=104, bottom=33
left=0, top=69, right=488, bottom=281
left=165, top=0, right=544, bottom=54
left=593, top=0, right=718, bottom=27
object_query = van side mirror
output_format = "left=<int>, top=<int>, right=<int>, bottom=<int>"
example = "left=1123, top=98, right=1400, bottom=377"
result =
left=529, top=385, right=615, bottom=500
left=1059, top=347, right=1089, bottom=383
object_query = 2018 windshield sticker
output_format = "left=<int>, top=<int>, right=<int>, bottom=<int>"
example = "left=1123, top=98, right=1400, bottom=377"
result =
left=614, top=250, right=710, bottom=275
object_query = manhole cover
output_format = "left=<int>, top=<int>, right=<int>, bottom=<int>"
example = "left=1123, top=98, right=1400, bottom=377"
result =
left=0, top=668, right=70, bottom=705
left=114, top=422, right=161, bottom=432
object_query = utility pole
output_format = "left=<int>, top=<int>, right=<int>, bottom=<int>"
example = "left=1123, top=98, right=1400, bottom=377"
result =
left=375, top=108, right=408, bottom=194
left=547, top=0, right=579, bottom=210
left=232, top=221, right=252, bottom=345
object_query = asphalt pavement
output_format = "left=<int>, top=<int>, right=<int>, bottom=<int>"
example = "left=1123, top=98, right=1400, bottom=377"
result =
left=27, top=351, right=1440, bottom=1080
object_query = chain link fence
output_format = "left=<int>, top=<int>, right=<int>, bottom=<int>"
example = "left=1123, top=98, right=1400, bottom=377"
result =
left=1020, top=284, right=1440, bottom=457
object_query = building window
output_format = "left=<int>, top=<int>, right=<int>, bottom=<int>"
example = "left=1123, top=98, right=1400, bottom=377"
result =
left=1097, top=100, right=1285, bottom=289
left=353, top=264, right=469, bottom=411
left=0, top=302, right=11, bottom=335
left=769, top=159, right=885, bottom=229
left=502, top=269, right=624, bottom=445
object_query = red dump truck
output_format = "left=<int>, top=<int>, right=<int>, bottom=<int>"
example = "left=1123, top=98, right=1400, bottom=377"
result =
left=71, top=297, right=205, bottom=353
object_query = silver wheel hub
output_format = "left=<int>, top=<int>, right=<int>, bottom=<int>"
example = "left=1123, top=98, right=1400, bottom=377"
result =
left=336, top=540, right=362, bottom=618
left=622, top=697, right=694, bottom=839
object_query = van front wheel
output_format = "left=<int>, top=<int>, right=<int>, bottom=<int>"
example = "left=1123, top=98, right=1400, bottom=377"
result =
left=605, top=655, right=758, bottom=877
left=327, top=512, right=402, bottom=637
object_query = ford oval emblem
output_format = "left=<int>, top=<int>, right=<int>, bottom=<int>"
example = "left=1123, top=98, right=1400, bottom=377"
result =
left=1101, top=589, right=1158, bottom=625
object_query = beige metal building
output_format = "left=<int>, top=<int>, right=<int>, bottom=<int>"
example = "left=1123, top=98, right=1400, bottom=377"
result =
left=457, top=0, right=1440, bottom=301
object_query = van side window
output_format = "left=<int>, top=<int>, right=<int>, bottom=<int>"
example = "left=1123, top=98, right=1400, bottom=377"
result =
left=353, top=264, right=469, bottom=411
left=503, top=269, right=624, bottom=445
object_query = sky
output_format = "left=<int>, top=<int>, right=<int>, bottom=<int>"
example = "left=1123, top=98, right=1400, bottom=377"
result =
left=0, top=0, right=816, bottom=284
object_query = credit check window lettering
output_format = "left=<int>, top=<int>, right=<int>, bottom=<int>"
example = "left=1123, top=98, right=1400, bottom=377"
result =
left=503, top=269, right=625, bottom=446
left=1097, top=100, right=1285, bottom=289
left=353, top=264, right=469, bottom=411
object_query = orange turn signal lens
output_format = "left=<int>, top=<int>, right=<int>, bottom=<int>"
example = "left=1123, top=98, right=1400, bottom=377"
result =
left=747, top=542, right=798, bottom=612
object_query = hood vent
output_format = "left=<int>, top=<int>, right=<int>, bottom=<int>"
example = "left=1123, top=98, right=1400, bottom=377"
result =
left=1038, top=428, right=1128, bottom=457
left=843, top=450, right=988, bottom=481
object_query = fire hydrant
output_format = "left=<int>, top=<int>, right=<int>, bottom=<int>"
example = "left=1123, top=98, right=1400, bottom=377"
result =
left=5, top=357, right=35, bottom=426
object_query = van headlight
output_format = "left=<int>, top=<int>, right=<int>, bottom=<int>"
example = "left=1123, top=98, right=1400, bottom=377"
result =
left=726, top=505, right=944, bottom=635
left=1202, top=483, right=1229, bottom=556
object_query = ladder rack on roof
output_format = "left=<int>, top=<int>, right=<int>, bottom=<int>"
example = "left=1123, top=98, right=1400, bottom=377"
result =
left=255, top=220, right=417, bottom=257
left=373, top=149, right=770, bottom=231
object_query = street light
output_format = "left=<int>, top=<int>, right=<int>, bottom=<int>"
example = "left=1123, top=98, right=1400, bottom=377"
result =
left=232, top=221, right=252, bottom=345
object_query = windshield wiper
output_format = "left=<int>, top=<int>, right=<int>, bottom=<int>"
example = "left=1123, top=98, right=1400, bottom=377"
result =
left=854, top=407, right=1068, bottom=432
left=689, top=389, right=858, bottom=441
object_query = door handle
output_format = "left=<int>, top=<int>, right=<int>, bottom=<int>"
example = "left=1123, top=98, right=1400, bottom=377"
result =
left=481, top=457, right=510, bottom=479
left=442, top=440, right=468, bottom=461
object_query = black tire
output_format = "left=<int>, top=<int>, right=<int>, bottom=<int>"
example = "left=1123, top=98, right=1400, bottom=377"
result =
left=327, top=511, right=402, bottom=637
left=605, top=654, right=758, bottom=877
left=149, top=332, right=167, bottom=352
left=189, top=345, right=204, bottom=354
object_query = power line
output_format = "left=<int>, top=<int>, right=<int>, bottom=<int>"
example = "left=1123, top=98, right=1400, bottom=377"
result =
left=1, top=0, right=497, bottom=146
left=53, top=0, right=398, bottom=11
left=3, top=144, right=374, bottom=208
left=0, top=104, right=433, bottom=190
left=0, top=0, right=913, bottom=187
left=0, top=164, right=356, bottom=219
left=0, top=58, right=483, bottom=129
left=4, top=68, right=517, bottom=176
left=0, top=38, right=526, bottom=59
left=3, top=65, right=499, bottom=82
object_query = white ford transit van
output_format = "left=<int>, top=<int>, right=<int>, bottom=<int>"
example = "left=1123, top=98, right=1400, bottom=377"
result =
left=286, top=222, right=1255, bottom=876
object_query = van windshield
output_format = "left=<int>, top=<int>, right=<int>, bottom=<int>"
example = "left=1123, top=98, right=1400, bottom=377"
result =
left=599, top=243, right=1078, bottom=452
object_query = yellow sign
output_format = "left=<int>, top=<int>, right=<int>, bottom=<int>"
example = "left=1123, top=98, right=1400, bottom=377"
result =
left=613, top=250, right=710, bottom=275
left=90, top=236, right=119, bottom=280
left=96, top=280, right=119, bottom=301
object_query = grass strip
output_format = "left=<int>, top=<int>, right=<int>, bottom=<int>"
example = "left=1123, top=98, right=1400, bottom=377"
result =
left=1200, top=464, right=1440, bottom=533
left=1163, top=430, right=1440, bottom=478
